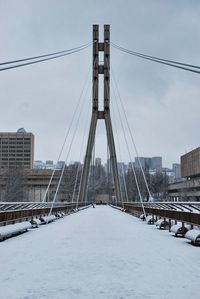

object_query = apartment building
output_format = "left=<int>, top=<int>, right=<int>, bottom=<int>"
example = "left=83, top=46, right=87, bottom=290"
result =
left=0, top=128, right=34, bottom=169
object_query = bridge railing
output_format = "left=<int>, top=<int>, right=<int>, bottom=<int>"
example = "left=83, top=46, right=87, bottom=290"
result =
left=0, top=202, right=86, bottom=226
left=116, top=202, right=200, bottom=226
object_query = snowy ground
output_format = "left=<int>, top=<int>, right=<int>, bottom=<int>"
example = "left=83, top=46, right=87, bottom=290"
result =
left=0, top=206, right=199, bottom=299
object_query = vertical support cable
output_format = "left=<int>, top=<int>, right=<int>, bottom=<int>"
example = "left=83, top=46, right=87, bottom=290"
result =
left=111, top=68, right=153, bottom=201
left=42, top=66, right=91, bottom=202
left=111, top=81, right=146, bottom=218
left=47, top=83, right=90, bottom=218
left=112, top=102, right=129, bottom=205
left=71, top=100, right=91, bottom=204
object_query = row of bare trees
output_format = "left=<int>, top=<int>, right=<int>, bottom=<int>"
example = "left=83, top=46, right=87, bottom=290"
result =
left=124, top=168, right=169, bottom=201
left=0, top=163, right=169, bottom=202
left=87, top=164, right=169, bottom=201
left=0, top=165, right=81, bottom=202
left=0, top=167, right=24, bottom=201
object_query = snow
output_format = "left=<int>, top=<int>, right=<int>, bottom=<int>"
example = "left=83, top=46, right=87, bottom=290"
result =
left=109, top=204, right=124, bottom=211
left=31, top=218, right=42, bottom=227
left=0, top=206, right=199, bottom=299
left=40, top=214, right=56, bottom=223
left=146, top=215, right=153, bottom=224
left=0, top=221, right=32, bottom=240
left=170, top=223, right=183, bottom=234
left=170, top=223, right=191, bottom=236
left=155, top=218, right=165, bottom=228
left=139, top=213, right=145, bottom=219
left=185, top=229, right=200, bottom=242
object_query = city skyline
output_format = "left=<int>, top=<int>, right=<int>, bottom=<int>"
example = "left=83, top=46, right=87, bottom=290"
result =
left=33, top=155, right=176, bottom=171
left=0, top=127, right=181, bottom=170
left=2, top=128, right=191, bottom=169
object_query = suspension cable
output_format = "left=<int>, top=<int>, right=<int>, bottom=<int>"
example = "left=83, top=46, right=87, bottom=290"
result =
left=111, top=101, right=128, bottom=208
left=111, top=43, right=200, bottom=74
left=71, top=164, right=79, bottom=203
left=71, top=99, right=90, bottom=207
left=106, top=137, right=110, bottom=196
left=48, top=81, right=90, bottom=218
left=84, top=168, right=91, bottom=207
left=112, top=43, right=200, bottom=69
left=103, top=74, right=125, bottom=208
left=92, top=134, right=95, bottom=195
left=111, top=79, right=146, bottom=218
left=0, top=43, right=91, bottom=72
left=76, top=77, right=99, bottom=207
left=43, top=58, right=97, bottom=203
left=0, top=42, right=91, bottom=66
left=42, top=66, right=91, bottom=202
left=103, top=58, right=127, bottom=208
left=112, top=104, right=129, bottom=203
left=111, top=67, right=153, bottom=201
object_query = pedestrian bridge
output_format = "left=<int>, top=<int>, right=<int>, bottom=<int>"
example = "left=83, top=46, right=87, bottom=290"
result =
left=0, top=205, right=199, bottom=299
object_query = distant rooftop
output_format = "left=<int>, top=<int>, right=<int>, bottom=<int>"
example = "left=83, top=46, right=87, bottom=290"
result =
left=17, top=128, right=26, bottom=133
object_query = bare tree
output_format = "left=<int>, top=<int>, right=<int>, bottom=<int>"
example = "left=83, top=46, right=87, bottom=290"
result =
left=150, top=171, right=169, bottom=200
left=59, top=165, right=82, bottom=202
left=4, top=167, right=24, bottom=201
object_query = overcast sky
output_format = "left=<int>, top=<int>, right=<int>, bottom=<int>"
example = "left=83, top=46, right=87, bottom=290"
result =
left=0, top=0, right=199, bottom=167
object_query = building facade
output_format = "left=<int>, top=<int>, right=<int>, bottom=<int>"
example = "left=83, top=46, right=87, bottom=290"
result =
left=181, top=147, right=200, bottom=178
left=135, top=156, right=162, bottom=171
left=151, top=157, right=162, bottom=171
left=168, top=148, right=200, bottom=201
left=0, top=128, right=34, bottom=169
left=172, top=163, right=181, bottom=181
left=0, top=168, right=78, bottom=202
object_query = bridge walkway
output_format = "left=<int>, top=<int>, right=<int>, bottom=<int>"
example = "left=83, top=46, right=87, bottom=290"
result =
left=0, top=205, right=199, bottom=299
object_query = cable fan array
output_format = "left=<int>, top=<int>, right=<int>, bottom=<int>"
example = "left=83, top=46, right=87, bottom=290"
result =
left=0, top=42, right=91, bottom=71
left=110, top=66, right=147, bottom=217
left=111, top=42, right=200, bottom=74
left=43, top=67, right=93, bottom=220
left=1, top=35, right=199, bottom=216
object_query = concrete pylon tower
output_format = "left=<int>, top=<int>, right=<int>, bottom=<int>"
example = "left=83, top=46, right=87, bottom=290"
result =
left=78, top=25, right=122, bottom=204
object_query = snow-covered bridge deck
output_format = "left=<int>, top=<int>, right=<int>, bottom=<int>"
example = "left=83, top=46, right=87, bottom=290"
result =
left=0, top=206, right=199, bottom=299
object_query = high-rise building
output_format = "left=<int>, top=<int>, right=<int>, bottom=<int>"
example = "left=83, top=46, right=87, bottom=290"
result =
left=135, top=156, right=162, bottom=171
left=172, top=163, right=181, bottom=181
left=151, top=157, right=162, bottom=171
left=135, top=157, right=151, bottom=170
left=0, top=128, right=34, bottom=169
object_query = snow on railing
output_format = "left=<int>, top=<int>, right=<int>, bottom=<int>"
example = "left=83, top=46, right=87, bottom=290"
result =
left=170, top=224, right=190, bottom=237
left=185, top=229, right=200, bottom=245
left=0, top=221, right=32, bottom=241
left=121, top=202, right=200, bottom=214
left=40, top=215, right=56, bottom=224
left=31, top=218, right=42, bottom=228
left=146, top=215, right=154, bottom=224
left=0, top=201, right=78, bottom=212
left=156, top=219, right=169, bottom=229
